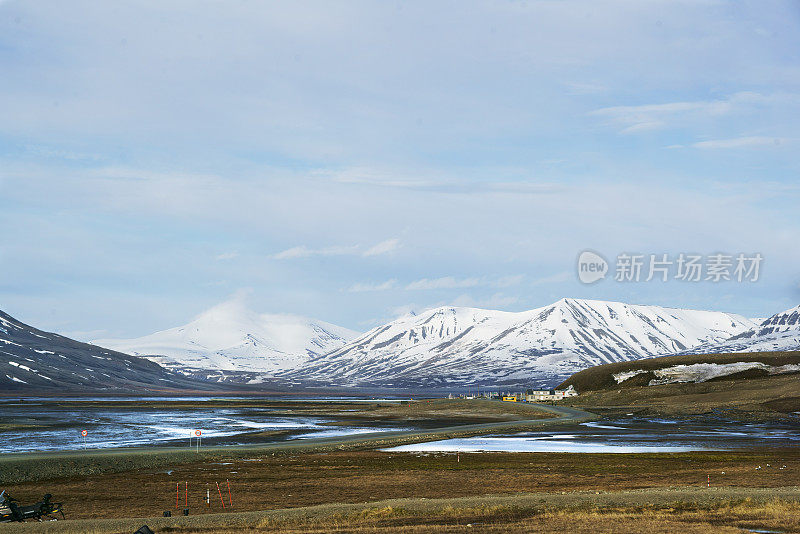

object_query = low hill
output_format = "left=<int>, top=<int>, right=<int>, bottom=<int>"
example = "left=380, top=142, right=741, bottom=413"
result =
left=557, top=350, right=800, bottom=416
left=558, top=350, right=800, bottom=392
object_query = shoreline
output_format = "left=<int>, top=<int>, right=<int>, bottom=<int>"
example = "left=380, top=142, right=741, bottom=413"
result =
left=0, top=402, right=595, bottom=484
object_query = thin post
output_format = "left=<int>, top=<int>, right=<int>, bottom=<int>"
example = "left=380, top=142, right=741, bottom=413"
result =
left=175, top=482, right=179, bottom=509
left=216, top=482, right=226, bottom=509
left=227, top=479, right=232, bottom=507
left=185, top=481, right=188, bottom=507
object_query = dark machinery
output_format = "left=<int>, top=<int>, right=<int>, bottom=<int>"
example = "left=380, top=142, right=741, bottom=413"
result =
left=0, top=491, right=64, bottom=522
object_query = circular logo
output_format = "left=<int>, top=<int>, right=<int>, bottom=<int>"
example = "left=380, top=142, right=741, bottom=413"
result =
left=577, top=250, right=608, bottom=284
left=81, top=430, right=88, bottom=437
left=195, top=430, right=201, bottom=437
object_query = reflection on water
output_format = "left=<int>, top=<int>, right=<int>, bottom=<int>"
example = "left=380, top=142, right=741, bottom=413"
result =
left=3, top=398, right=798, bottom=455
left=0, top=399, right=409, bottom=453
left=385, top=415, right=800, bottom=454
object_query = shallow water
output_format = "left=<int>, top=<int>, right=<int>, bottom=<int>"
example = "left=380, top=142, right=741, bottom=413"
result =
left=385, top=415, right=800, bottom=454
left=0, top=399, right=410, bottom=452
left=387, top=437, right=696, bottom=453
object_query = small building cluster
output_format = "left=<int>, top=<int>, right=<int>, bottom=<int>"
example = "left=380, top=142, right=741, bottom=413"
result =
left=449, top=385, right=578, bottom=402
left=522, top=386, right=578, bottom=402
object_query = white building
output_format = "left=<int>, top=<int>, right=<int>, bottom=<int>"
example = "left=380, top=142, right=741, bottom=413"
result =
left=524, top=385, right=578, bottom=402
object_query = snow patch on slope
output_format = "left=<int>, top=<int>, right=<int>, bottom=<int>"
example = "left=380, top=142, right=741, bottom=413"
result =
left=648, top=362, right=800, bottom=385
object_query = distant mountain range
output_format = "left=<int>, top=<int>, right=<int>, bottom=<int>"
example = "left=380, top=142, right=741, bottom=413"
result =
left=94, top=298, right=358, bottom=379
left=277, top=298, right=758, bottom=388
left=5, top=298, right=798, bottom=392
left=683, top=304, right=800, bottom=355
left=0, top=310, right=213, bottom=392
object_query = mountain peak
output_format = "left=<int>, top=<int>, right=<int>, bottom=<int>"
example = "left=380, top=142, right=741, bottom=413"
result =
left=94, top=300, right=358, bottom=374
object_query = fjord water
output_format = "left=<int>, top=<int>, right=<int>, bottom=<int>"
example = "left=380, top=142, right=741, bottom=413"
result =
left=385, top=415, right=800, bottom=453
left=0, top=397, right=408, bottom=453
left=2, top=398, right=797, bottom=454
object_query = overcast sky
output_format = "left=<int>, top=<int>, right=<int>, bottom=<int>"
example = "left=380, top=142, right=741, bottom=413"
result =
left=1, top=0, right=799, bottom=339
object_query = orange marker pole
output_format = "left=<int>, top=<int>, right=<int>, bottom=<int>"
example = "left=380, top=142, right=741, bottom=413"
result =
left=176, top=482, right=179, bottom=509
left=185, top=481, right=188, bottom=507
left=227, top=479, right=232, bottom=507
left=216, top=481, right=225, bottom=509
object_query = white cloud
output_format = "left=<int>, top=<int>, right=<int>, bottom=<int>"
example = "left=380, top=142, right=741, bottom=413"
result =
left=405, top=276, right=481, bottom=290
left=323, top=168, right=441, bottom=189
left=590, top=92, right=796, bottom=134
left=591, top=99, right=730, bottom=133
left=347, top=274, right=523, bottom=293
left=272, top=238, right=398, bottom=260
left=451, top=292, right=520, bottom=309
left=691, top=136, right=791, bottom=149
left=619, top=121, right=665, bottom=134
left=272, top=244, right=359, bottom=260
left=404, top=275, right=524, bottom=291
left=215, top=252, right=238, bottom=261
left=562, top=81, right=607, bottom=95
left=362, top=238, right=400, bottom=257
left=346, top=279, right=397, bottom=293
left=531, top=271, right=572, bottom=286
left=493, top=275, right=525, bottom=288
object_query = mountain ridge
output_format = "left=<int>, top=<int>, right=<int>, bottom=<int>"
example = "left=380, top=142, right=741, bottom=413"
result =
left=682, top=304, right=800, bottom=355
left=278, top=298, right=756, bottom=387
left=0, top=308, right=214, bottom=392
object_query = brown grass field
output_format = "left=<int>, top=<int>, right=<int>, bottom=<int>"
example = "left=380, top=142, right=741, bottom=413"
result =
left=1, top=390, right=799, bottom=532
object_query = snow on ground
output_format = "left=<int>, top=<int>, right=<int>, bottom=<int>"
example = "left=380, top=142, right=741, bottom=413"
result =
left=614, top=361, right=800, bottom=386
left=649, top=362, right=800, bottom=385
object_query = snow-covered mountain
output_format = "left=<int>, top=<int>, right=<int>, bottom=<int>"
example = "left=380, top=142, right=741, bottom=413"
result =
left=279, top=298, right=756, bottom=387
left=94, top=298, right=358, bottom=375
left=684, top=304, right=800, bottom=355
left=0, top=309, right=209, bottom=392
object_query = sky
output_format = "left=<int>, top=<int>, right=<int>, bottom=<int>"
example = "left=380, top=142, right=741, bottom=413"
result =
left=1, top=0, right=799, bottom=339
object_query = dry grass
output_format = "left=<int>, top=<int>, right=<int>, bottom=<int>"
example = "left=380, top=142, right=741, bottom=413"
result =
left=205, top=500, right=800, bottom=533
left=6, top=448, right=800, bottom=521
left=56, top=498, right=797, bottom=533
left=562, top=372, right=800, bottom=417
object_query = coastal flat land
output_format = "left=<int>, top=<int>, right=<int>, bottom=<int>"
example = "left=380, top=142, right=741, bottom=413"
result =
left=5, top=447, right=800, bottom=518
left=0, top=400, right=587, bottom=484
left=1, top=399, right=798, bottom=533
left=0, top=397, right=559, bottom=439
left=2, top=450, right=799, bottom=532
